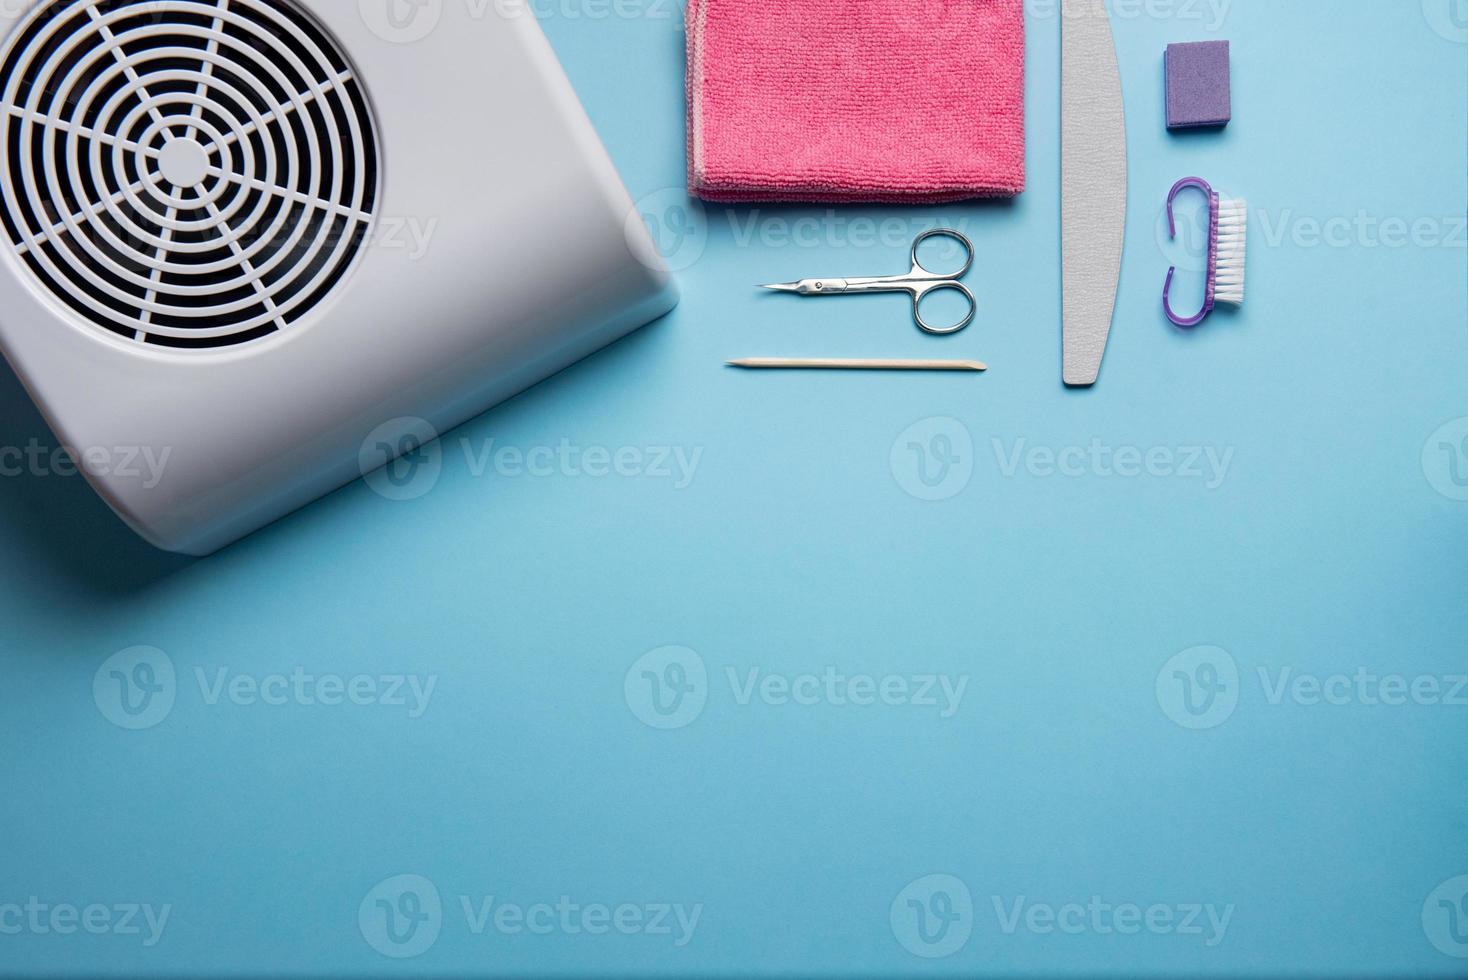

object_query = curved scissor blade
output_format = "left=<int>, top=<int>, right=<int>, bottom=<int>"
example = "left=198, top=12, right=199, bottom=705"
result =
left=759, top=281, right=804, bottom=293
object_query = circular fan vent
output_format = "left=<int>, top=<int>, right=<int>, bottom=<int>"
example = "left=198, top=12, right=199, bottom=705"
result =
left=0, top=0, right=380, bottom=350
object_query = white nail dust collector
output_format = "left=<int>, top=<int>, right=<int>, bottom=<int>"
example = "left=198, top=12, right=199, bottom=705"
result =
left=0, top=0, right=676, bottom=554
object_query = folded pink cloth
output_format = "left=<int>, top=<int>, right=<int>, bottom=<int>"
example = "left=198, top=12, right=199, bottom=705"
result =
left=686, top=0, right=1026, bottom=203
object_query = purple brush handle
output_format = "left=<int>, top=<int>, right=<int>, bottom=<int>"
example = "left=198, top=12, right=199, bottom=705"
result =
left=1163, top=177, right=1218, bottom=328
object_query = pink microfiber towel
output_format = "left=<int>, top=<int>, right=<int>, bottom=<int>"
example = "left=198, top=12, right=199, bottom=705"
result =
left=686, top=0, right=1026, bottom=203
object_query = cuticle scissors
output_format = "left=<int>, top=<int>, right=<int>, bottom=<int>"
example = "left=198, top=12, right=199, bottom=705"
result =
left=759, top=228, right=978, bottom=336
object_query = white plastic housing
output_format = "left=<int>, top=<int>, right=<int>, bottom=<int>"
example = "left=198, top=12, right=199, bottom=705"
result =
left=0, top=0, right=676, bottom=555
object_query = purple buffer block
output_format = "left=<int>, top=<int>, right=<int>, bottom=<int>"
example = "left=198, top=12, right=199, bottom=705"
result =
left=1165, top=41, right=1231, bottom=129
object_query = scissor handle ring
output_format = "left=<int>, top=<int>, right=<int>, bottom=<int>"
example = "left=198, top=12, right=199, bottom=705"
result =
left=912, top=281, right=977, bottom=335
left=910, top=228, right=976, bottom=280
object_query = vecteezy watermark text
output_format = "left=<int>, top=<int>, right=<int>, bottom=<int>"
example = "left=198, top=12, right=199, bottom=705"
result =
left=195, top=667, right=437, bottom=718
left=0, top=439, right=170, bottom=489
left=624, top=647, right=969, bottom=730
left=1027, top=0, right=1232, bottom=30
left=992, top=438, right=1234, bottom=489
left=460, top=895, right=700, bottom=945
left=889, top=874, right=1235, bottom=960
left=0, top=899, right=171, bottom=947
left=360, top=418, right=703, bottom=502
left=991, top=896, right=1233, bottom=946
left=1255, top=210, right=1467, bottom=250
left=1157, top=646, right=1468, bottom=730
left=93, top=647, right=439, bottom=730
left=633, top=190, right=983, bottom=273
left=888, top=419, right=1237, bottom=501
left=1162, top=203, right=1467, bottom=274
left=358, top=874, right=701, bottom=959
left=358, top=0, right=680, bottom=45
left=1257, top=667, right=1468, bottom=708
left=725, top=667, right=967, bottom=717
left=460, top=439, right=701, bottom=488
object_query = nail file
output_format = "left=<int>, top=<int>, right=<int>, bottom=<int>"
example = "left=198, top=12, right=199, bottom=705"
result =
left=1061, top=0, right=1128, bottom=387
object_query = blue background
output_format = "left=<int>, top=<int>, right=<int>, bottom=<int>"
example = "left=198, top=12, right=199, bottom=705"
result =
left=1, top=0, right=1466, bottom=976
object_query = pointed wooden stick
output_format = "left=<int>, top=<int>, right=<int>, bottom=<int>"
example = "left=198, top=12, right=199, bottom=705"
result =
left=728, top=358, right=987, bottom=372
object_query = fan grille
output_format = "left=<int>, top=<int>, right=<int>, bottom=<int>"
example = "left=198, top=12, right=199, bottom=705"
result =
left=0, top=0, right=379, bottom=349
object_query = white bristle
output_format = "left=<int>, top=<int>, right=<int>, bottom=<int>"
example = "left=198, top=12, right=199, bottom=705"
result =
left=1213, top=197, right=1247, bottom=306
